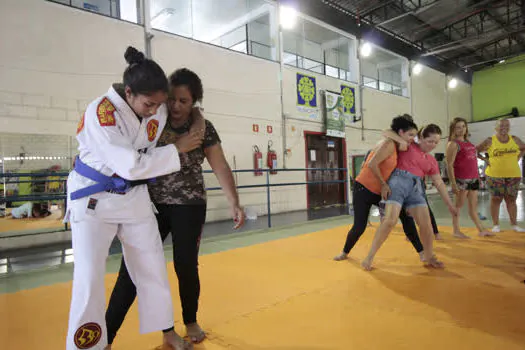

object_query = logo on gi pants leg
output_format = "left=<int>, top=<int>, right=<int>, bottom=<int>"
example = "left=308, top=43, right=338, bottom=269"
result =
left=74, top=322, right=102, bottom=348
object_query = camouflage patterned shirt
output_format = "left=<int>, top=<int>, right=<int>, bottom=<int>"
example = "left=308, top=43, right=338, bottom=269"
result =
left=148, top=118, right=221, bottom=204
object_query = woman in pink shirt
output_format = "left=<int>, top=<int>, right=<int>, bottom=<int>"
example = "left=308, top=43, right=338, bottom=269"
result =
left=362, top=124, right=458, bottom=270
left=446, top=117, right=491, bottom=238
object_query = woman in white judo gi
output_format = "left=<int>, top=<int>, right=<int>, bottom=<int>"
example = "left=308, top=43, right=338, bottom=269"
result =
left=65, top=46, right=202, bottom=350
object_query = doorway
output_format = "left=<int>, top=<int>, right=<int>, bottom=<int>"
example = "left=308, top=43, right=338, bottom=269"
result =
left=305, top=132, right=347, bottom=209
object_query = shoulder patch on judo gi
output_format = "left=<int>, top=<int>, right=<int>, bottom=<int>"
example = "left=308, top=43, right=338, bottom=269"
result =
left=97, top=97, right=117, bottom=127
left=76, top=113, right=85, bottom=134
left=74, top=322, right=102, bottom=349
left=147, top=119, right=159, bottom=142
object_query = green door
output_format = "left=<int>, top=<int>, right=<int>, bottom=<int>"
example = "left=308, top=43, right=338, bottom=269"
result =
left=352, top=155, right=366, bottom=179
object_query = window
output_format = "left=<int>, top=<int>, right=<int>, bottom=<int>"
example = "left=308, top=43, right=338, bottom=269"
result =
left=363, top=76, right=378, bottom=89
left=48, top=0, right=139, bottom=23
left=150, top=0, right=277, bottom=61
left=360, top=44, right=408, bottom=97
left=282, top=16, right=357, bottom=82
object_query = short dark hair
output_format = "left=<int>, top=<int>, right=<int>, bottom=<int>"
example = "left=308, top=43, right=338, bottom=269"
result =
left=391, top=114, right=418, bottom=133
left=419, top=124, right=442, bottom=139
left=168, top=68, right=204, bottom=103
left=123, top=46, right=168, bottom=95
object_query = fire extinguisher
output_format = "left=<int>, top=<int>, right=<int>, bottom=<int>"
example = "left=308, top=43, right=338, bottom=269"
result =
left=267, top=140, right=277, bottom=175
left=253, top=145, right=263, bottom=176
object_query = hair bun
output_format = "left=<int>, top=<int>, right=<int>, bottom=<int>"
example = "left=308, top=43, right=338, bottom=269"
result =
left=124, top=46, right=145, bottom=65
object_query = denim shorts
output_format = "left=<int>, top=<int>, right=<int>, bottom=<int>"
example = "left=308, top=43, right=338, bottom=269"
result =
left=386, top=169, right=427, bottom=209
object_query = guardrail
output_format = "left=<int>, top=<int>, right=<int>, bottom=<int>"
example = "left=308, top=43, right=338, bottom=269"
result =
left=1, top=167, right=349, bottom=233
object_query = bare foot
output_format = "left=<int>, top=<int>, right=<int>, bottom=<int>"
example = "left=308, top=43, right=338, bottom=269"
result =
left=361, top=257, right=373, bottom=271
left=478, top=231, right=495, bottom=237
left=418, top=251, right=425, bottom=262
left=453, top=232, right=470, bottom=239
left=333, top=252, right=348, bottom=261
left=424, top=255, right=445, bottom=269
left=186, top=323, right=206, bottom=344
left=163, top=330, right=193, bottom=350
left=104, top=346, right=112, bottom=350
left=434, top=233, right=444, bottom=240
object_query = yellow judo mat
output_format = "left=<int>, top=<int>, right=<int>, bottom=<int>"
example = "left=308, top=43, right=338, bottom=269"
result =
left=3, top=224, right=525, bottom=349
left=0, top=209, right=64, bottom=234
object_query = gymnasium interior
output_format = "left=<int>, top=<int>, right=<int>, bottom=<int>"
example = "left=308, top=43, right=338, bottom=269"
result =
left=1, top=0, right=525, bottom=349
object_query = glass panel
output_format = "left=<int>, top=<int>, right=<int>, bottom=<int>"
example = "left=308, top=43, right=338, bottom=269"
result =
left=151, top=0, right=193, bottom=37
left=363, top=76, right=378, bottom=89
left=230, top=40, right=248, bottom=54
left=361, top=44, right=408, bottom=96
left=282, top=16, right=357, bottom=81
left=379, top=81, right=393, bottom=93
left=283, top=52, right=298, bottom=67
left=326, top=65, right=339, bottom=79
left=150, top=0, right=277, bottom=61
left=48, top=0, right=140, bottom=23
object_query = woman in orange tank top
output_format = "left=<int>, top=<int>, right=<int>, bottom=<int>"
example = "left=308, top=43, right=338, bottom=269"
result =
left=334, top=115, right=422, bottom=261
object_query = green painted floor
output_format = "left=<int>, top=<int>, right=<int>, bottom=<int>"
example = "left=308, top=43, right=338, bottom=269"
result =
left=2, top=190, right=525, bottom=295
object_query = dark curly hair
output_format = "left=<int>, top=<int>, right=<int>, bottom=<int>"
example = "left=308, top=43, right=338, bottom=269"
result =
left=390, top=114, right=417, bottom=133
left=168, top=68, right=203, bottom=103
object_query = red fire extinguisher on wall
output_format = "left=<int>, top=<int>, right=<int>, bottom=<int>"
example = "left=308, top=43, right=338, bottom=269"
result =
left=267, top=140, right=277, bottom=175
left=253, top=145, right=263, bottom=176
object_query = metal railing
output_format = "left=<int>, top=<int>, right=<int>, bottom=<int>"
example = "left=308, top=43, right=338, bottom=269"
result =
left=1, top=167, right=349, bottom=234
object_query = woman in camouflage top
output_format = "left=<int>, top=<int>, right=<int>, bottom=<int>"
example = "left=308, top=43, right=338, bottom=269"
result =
left=106, top=68, right=245, bottom=347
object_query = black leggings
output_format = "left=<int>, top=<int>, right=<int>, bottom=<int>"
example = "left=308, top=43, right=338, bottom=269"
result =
left=105, top=203, right=206, bottom=345
left=343, top=182, right=423, bottom=254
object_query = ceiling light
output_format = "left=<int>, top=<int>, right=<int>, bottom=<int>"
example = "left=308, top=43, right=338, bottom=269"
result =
left=412, top=63, right=422, bottom=75
left=448, top=78, right=458, bottom=89
left=360, top=42, right=372, bottom=57
left=499, top=59, right=505, bottom=64
left=280, top=6, right=297, bottom=30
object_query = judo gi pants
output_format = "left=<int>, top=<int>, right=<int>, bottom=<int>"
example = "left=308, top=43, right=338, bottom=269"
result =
left=66, top=215, right=174, bottom=350
left=105, top=204, right=206, bottom=345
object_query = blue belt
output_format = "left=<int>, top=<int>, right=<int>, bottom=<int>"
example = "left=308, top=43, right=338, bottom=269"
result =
left=70, top=156, right=155, bottom=200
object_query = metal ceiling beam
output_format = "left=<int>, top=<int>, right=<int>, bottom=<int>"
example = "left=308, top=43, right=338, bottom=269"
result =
left=416, top=9, right=488, bottom=43
left=358, top=0, right=398, bottom=18
left=484, top=7, right=525, bottom=50
left=448, top=27, right=525, bottom=61
left=376, top=0, right=440, bottom=27
left=311, top=0, right=472, bottom=78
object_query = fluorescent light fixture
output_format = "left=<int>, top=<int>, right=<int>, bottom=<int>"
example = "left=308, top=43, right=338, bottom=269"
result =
left=280, top=6, right=297, bottom=30
left=448, top=78, right=458, bottom=89
left=360, top=42, right=372, bottom=57
left=499, top=59, right=505, bottom=64
left=412, top=63, right=422, bottom=75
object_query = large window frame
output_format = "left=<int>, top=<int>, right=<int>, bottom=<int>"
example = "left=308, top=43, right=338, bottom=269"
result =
left=281, top=12, right=358, bottom=84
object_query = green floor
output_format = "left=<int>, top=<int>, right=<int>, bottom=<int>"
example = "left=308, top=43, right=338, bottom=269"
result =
left=2, top=190, right=524, bottom=295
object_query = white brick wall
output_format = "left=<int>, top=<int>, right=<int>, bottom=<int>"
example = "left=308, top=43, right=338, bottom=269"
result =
left=0, top=89, right=82, bottom=127
left=22, top=94, right=51, bottom=108
left=52, top=96, right=78, bottom=110
left=0, top=91, right=22, bottom=104
left=6, top=105, right=38, bottom=118
left=67, top=110, right=82, bottom=122
left=37, top=107, right=67, bottom=120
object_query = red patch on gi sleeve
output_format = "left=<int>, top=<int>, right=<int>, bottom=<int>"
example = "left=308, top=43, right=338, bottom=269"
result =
left=96, top=97, right=116, bottom=127
left=147, top=119, right=159, bottom=142
left=76, top=113, right=85, bottom=134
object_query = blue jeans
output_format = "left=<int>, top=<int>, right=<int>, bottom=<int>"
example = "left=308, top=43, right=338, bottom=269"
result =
left=386, top=169, right=428, bottom=209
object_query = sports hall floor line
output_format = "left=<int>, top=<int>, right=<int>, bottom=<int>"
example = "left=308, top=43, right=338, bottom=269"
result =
left=2, top=221, right=525, bottom=350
